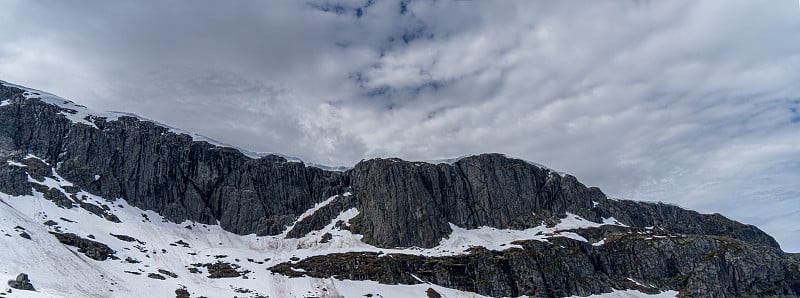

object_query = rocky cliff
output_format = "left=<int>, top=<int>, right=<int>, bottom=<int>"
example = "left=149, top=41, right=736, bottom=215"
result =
left=0, top=81, right=796, bottom=297
left=0, top=83, right=347, bottom=236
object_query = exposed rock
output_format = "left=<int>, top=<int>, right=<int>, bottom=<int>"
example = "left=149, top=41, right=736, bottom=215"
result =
left=596, top=199, right=781, bottom=249
left=158, top=269, right=178, bottom=278
left=0, top=87, right=347, bottom=236
left=172, top=240, right=190, bottom=248
left=124, top=257, right=140, bottom=264
left=7, top=273, right=34, bottom=291
left=271, top=231, right=800, bottom=297
left=78, top=201, right=120, bottom=223
left=205, top=262, right=241, bottom=279
left=175, top=287, right=190, bottom=298
left=426, top=288, right=441, bottom=298
left=348, top=155, right=605, bottom=247
left=110, top=233, right=142, bottom=244
left=43, top=188, right=74, bottom=209
left=319, top=232, right=332, bottom=244
left=50, top=232, right=117, bottom=261
left=0, top=158, right=30, bottom=196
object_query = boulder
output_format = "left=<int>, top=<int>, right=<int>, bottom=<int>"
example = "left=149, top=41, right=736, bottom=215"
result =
left=7, top=273, right=35, bottom=291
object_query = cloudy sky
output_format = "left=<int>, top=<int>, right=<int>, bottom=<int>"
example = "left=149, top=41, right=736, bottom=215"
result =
left=1, top=0, right=799, bottom=251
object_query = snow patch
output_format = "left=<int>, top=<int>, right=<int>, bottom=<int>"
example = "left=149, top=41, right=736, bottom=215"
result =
left=568, top=289, right=679, bottom=298
left=281, top=193, right=347, bottom=236
left=6, top=160, right=25, bottom=167
left=593, top=238, right=607, bottom=246
left=430, top=213, right=626, bottom=253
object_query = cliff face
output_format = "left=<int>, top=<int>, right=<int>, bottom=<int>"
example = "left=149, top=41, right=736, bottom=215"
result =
left=348, top=155, right=604, bottom=247
left=0, top=82, right=795, bottom=297
left=0, top=83, right=347, bottom=236
left=347, top=155, right=780, bottom=249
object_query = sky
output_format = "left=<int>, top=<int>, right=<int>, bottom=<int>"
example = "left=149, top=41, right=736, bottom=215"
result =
left=1, top=0, right=799, bottom=251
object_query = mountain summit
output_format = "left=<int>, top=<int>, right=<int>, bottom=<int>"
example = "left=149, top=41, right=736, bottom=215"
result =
left=0, top=81, right=797, bottom=297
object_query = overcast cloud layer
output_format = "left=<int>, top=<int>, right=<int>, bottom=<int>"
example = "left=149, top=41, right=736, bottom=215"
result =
left=1, top=0, right=799, bottom=251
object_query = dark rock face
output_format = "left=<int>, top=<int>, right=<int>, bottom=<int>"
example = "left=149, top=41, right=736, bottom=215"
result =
left=110, top=233, right=143, bottom=244
left=50, top=232, right=117, bottom=261
left=175, top=287, right=190, bottom=298
left=158, top=269, right=178, bottom=278
left=272, top=230, right=800, bottom=297
left=596, top=199, right=781, bottom=249
left=7, top=273, right=35, bottom=291
left=0, top=84, right=347, bottom=236
left=348, top=155, right=605, bottom=247
left=347, top=155, right=779, bottom=250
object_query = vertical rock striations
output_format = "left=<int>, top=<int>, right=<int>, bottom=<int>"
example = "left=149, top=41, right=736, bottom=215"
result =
left=348, top=155, right=604, bottom=247
left=0, top=83, right=347, bottom=236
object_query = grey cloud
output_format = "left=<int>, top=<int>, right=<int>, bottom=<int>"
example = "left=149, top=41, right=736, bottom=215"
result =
left=1, top=0, right=799, bottom=251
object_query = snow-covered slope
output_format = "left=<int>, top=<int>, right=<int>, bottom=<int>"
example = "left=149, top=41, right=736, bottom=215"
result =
left=0, top=154, right=677, bottom=297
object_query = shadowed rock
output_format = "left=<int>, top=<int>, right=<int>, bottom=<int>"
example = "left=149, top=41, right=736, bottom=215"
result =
left=50, top=232, right=117, bottom=261
left=271, top=231, right=800, bottom=297
left=7, top=273, right=35, bottom=291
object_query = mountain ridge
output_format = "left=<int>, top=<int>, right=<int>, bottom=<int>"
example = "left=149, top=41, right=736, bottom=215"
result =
left=1, top=80, right=798, bottom=297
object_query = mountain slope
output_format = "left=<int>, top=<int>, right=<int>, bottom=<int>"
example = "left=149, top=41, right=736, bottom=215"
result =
left=0, top=80, right=797, bottom=297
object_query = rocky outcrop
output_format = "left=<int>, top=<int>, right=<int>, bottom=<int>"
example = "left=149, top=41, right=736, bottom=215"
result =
left=50, top=232, right=117, bottom=261
left=7, top=273, right=35, bottom=291
left=596, top=199, right=781, bottom=249
left=272, top=228, right=800, bottom=297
